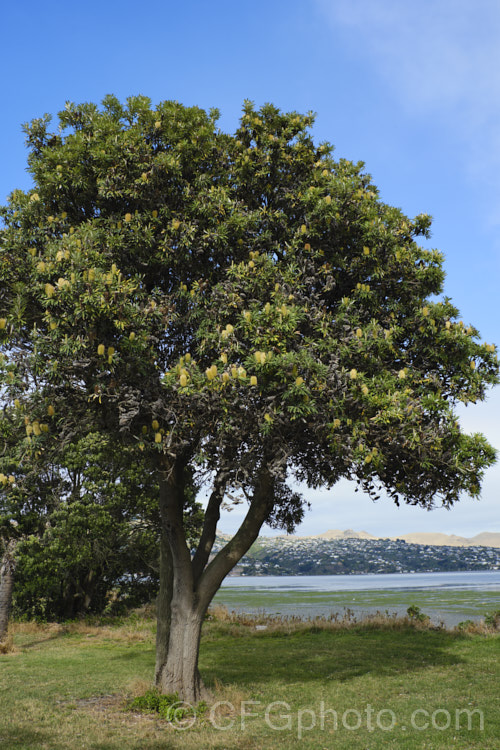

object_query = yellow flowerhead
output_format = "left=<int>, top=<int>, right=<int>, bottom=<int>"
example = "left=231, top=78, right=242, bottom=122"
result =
left=206, top=365, right=218, bottom=380
left=349, top=369, right=358, bottom=380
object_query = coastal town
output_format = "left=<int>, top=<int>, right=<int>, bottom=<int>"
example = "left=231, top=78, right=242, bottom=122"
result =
left=213, top=533, right=500, bottom=576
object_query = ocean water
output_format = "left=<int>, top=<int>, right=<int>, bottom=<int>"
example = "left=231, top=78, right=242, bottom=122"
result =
left=215, top=570, right=500, bottom=627
left=220, top=570, right=500, bottom=593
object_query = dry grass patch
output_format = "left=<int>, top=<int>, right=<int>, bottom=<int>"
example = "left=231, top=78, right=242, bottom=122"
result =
left=0, top=634, right=15, bottom=654
left=204, top=603, right=448, bottom=638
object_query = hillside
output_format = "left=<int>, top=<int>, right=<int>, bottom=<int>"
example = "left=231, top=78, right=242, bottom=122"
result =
left=302, top=529, right=500, bottom=548
left=214, top=533, right=500, bottom=576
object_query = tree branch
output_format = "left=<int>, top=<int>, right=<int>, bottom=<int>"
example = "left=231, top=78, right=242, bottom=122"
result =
left=191, top=469, right=228, bottom=585
left=196, top=464, right=274, bottom=612
left=158, top=459, right=193, bottom=589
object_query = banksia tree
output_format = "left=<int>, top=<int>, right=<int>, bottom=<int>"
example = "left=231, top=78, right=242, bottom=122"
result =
left=0, top=96, right=498, bottom=700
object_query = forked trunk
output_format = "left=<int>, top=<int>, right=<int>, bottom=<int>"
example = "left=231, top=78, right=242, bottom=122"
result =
left=0, top=540, right=16, bottom=647
left=155, top=465, right=210, bottom=702
left=154, top=460, right=274, bottom=702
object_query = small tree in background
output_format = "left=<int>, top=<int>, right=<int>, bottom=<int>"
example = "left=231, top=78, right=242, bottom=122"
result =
left=0, top=96, right=497, bottom=700
left=0, top=426, right=203, bottom=622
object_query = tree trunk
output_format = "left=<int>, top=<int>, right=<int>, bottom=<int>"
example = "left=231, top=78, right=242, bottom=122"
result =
left=155, top=523, right=173, bottom=685
left=0, top=540, right=16, bottom=647
left=155, top=587, right=208, bottom=703
left=154, top=459, right=274, bottom=702
left=154, top=462, right=210, bottom=701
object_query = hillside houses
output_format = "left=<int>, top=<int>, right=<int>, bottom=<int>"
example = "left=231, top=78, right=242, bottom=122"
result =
left=210, top=535, right=500, bottom=576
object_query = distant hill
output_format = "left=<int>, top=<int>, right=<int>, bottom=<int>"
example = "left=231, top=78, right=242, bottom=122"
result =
left=217, top=529, right=500, bottom=548
left=314, top=529, right=377, bottom=540
left=471, top=532, right=500, bottom=548
left=295, top=530, right=500, bottom=548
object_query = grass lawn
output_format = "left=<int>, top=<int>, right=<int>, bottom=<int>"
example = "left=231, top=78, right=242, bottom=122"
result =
left=0, top=612, right=498, bottom=749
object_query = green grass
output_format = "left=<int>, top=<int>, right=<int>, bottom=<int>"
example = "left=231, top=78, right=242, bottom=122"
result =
left=0, top=613, right=499, bottom=749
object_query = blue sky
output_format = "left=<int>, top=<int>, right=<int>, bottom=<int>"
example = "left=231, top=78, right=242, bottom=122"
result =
left=1, top=0, right=498, bottom=537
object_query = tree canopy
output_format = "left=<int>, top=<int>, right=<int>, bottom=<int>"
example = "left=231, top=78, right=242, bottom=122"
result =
left=0, top=95, right=498, bottom=699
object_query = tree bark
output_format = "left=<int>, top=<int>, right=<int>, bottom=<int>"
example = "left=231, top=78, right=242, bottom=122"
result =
left=0, top=540, right=16, bottom=647
left=155, top=522, right=173, bottom=685
left=155, top=586, right=208, bottom=703
left=154, top=461, right=210, bottom=702
left=154, top=460, right=274, bottom=702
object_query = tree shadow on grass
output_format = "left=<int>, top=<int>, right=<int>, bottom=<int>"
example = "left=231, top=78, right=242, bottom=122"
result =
left=200, top=626, right=468, bottom=686
left=0, top=726, right=59, bottom=749
left=18, top=632, right=69, bottom=650
left=0, top=724, right=177, bottom=750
